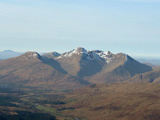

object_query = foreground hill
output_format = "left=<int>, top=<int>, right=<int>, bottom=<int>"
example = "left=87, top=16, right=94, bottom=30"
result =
left=43, top=47, right=152, bottom=83
left=60, top=83, right=160, bottom=120
left=0, top=52, right=87, bottom=90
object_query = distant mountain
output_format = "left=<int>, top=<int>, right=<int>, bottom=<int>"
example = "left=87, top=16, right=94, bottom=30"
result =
left=136, top=58, right=160, bottom=66
left=43, top=47, right=152, bottom=84
left=128, top=70, right=160, bottom=83
left=0, top=50, right=23, bottom=59
left=0, top=51, right=88, bottom=90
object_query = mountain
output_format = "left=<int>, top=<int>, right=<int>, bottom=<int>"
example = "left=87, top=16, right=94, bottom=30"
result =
left=88, top=54, right=152, bottom=83
left=43, top=47, right=106, bottom=77
left=0, top=50, right=23, bottom=59
left=0, top=51, right=88, bottom=90
left=128, top=70, right=160, bottom=83
left=43, top=47, right=152, bottom=83
left=136, top=58, right=160, bottom=66
left=43, top=51, right=61, bottom=58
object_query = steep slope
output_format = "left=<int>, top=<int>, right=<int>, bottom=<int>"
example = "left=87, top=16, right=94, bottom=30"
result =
left=43, top=47, right=107, bottom=77
left=44, top=47, right=152, bottom=83
left=0, top=52, right=87, bottom=90
left=89, top=54, right=152, bottom=83
left=44, top=48, right=83, bottom=76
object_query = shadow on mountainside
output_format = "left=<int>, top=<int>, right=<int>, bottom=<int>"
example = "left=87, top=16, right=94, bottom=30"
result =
left=78, top=59, right=104, bottom=78
left=42, top=58, right=68, bottom=74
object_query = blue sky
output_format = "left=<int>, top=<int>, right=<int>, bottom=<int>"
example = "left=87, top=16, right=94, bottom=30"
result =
left=0, top=0, right=160, bottom=58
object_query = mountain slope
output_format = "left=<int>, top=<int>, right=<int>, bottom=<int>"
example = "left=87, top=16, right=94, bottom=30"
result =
left=89, top=54, right=152, bottom=83
left=43, top=47, right=107, bottom=77
left=128, top=70, right=160, bottom=83
left=0, top=52, right=87, bottom=89
left=44, top=47, right=152, bottom=83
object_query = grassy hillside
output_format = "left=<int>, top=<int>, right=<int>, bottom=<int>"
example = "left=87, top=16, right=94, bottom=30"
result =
left=1, top=84, right=160, bottom=120
left=128, top=70, right=160, bottom=83
left=0, top=52, right=87, bottom=90
left=59, top=84, right=160, bottom=120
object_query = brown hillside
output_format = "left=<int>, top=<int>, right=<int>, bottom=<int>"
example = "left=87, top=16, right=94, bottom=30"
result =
left=0, top=52, right=87, bottom=90
left=61, top=83, right=160, bottom=120
left=88, top=54, right=152, bottom=83
left=44, top=48, right=152, bottom=84
left=128, top=70, right=160, bottom=83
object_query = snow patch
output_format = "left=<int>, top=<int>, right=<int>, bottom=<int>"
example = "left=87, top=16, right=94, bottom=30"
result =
left=46, top=52, right=60, bottom=57
left=56, top=47, right=116, bottom=63
left=121, top=53, right=128, bottom=61
left=24, top=52, right=39, bottom=60
left=56, top=47, right=88, bottom=59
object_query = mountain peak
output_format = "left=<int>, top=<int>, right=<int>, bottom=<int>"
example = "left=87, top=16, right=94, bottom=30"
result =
left=57, top=47, right=88, bottom=59
left=55, top=47, right=115, bottom=63
left=107, top=51, right=113, bottom=56
left=43, top=51, right=61, bottom=58
left=52, top=51, right=61, bottom=56
left=75, top=47, right=87, bottom=53
left=22, top=51, right=41, bottom=60
left=2, top=50, right=15, bottom=53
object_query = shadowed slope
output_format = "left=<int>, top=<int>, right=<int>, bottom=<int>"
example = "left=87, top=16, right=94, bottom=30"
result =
left=88, top=54, right=152, bottom=83
left=42, top=57, right=68, bottom=74
left=43, top=47, right=152, bottom=84
left=0, top=52, right=88, bottom=90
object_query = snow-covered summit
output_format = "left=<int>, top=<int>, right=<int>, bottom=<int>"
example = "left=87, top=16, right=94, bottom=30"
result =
left=75, top=47, right=88, bottom=53
left=52, top=52, right=61, bottom=56
left=56, top=47, right=117, bottom=63
left=89, top=50, right=115, bottom=62
left=44, top=51, right=61, bottom=58
left=57, top=47, right=87, bottom=58
left=23, top=51, right=40, bottom=60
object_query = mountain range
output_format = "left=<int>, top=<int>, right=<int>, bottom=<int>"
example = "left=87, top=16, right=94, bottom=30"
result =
left=0, top=47, right=153, bottom=89
left=0, top=51, right=87, bottom=90
left=136, top=58, right=160, bottom=66
left=43, top=47, right=152, bottom=83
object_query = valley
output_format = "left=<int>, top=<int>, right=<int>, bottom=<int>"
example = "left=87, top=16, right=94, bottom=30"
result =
left=1, top=84, right=160, bottom=120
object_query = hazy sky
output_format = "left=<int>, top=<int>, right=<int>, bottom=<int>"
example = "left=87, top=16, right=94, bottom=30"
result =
left=0, top=0, right=160, bottom=58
